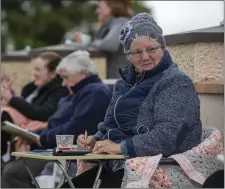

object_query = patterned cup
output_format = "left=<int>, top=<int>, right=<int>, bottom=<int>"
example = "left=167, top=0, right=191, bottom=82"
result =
left=56, top=135, right=74, bottom=151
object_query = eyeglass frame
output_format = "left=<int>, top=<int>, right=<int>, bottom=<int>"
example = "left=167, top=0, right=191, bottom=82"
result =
left=127, top=46, right=162, bottom=60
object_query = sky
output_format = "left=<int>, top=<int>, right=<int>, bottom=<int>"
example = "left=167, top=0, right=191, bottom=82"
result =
left=145, top=1, right=224, bottom=35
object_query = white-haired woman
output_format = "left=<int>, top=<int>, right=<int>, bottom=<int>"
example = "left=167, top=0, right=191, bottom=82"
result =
left=37, top=50, right=112, bottom=149
left=2, top=50, right=112, bottom=188
left=61, top=13, right=203, bottom=188
left=56, top=50, right=97, bottom=92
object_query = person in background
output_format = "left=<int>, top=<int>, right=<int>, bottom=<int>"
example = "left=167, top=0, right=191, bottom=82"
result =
left=61, top=13, right=202, bottom=188
left=1, top=70, right=17, bottom=98
left=1, top=52, right=68, bottom=158
left=75, top=0, right=133, bottom=78
left=1, top=50, right=112, bottom=188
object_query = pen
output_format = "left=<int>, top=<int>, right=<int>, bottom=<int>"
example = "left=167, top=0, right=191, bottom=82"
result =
left=85, top=130, right=88, bottom=147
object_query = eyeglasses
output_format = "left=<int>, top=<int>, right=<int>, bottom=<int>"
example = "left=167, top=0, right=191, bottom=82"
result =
left=128, top=46, right=161, bottom=60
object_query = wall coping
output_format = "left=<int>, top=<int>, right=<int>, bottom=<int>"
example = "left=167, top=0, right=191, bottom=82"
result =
left=165, top=25, right=223, bottom=45
left=103, top=79, right=224, bottom=94
left=195, top=80, right=224, bottom=94
left=1, top=46, right=106, bottom=62
left=28, top=45, right=106, bottom=58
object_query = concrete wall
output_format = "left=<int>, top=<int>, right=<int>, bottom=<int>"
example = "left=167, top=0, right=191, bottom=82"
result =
left=167, top=42, right=224, bottom=83
left=198, top=94, right=224, bottom=139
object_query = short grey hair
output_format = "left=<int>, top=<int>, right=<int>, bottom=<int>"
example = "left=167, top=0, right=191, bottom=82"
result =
left=56, top=50, right=97, bottom=75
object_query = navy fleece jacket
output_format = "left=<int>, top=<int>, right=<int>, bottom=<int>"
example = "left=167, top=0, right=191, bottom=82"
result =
left=39, top=75, right=112, bottom=149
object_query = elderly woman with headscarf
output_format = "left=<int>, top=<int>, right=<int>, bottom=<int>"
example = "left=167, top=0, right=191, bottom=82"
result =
left=62, top=12, right=202, bottom=188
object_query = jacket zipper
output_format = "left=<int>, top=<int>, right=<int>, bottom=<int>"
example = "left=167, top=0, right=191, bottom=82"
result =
left=114, top=95, right=123, bottom=128
left=108, top=73, right=145, bottom=139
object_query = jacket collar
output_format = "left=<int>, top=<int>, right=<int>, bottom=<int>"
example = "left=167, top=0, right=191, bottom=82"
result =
left=119, top=50, right=173, bottom=86
left=39, top=75, right=62, bottom=93
left=70, top=75, right=102, bottom=94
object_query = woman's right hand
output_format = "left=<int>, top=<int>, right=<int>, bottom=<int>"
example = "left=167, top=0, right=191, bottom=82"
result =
left=77, top=134, right=96, bottom=150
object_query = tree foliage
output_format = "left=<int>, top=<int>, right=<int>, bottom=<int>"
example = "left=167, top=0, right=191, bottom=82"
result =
left=1, top=0, right=151, bottom=53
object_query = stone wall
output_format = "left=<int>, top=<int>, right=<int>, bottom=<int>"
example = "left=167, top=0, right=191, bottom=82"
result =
left=167, top=42, right=224, bottom=83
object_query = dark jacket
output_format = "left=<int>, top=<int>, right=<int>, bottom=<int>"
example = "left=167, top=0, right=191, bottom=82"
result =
left=91, top=17, right=130, bottom=78
left=40, top=75, right=112, bottom=149
left=94, top=50, right=202, bottom=162
left=9, top=76, right=68, bottom=121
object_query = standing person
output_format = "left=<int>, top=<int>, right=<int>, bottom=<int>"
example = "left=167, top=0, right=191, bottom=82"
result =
left=75, top=0, right=133, bottom=78
left=61, top=13, right=202, bottom=188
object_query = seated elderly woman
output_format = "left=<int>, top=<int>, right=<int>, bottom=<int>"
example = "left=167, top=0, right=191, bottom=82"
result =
left=61, top=13, right=202, bottom=188
left=1, top=50, right=112, bottom=188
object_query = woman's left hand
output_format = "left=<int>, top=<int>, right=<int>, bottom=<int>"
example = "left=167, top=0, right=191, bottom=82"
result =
left=92, top=140, right=121, bottom=154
